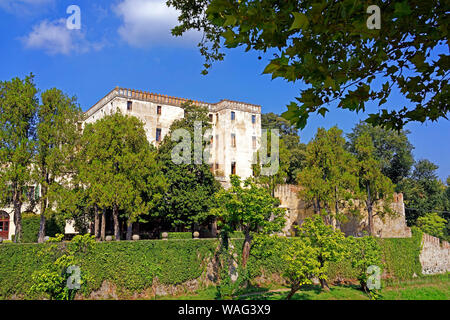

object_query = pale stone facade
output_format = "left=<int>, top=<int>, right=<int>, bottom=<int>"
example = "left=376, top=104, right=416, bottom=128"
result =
left=84, top=87, right=262, bottom=182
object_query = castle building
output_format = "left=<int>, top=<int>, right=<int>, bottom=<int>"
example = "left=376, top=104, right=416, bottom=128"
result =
left=84, top=87, right=262, bottom=182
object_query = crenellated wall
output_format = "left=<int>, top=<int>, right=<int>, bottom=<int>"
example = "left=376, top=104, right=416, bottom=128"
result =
left=274, top=184, right=411, bottom=238
left=419, top=233, right=450, bottom=275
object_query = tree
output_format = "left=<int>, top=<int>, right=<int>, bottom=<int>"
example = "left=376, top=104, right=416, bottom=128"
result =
left=347, top=122, right=414, bottom=185
left=0, top=75, right=38, bottom=243
left=80, top=112, right=166, bottom=240
left=346, top=235, right=383, bottom=296
left=416, top=212, right=447, bottom=239
left=260, top=112, right=306, bottom=183
left=35, top=88, right=83, bottom=243
left=281, top=237, right=321, bottom=300
left=156, top=102, right=221, bottom=231
left=168, top=0, right=449, bottom=130
left=398, top=159, right=446, bottom=225
left=213, top=175, right=285, bottom=267
left=297, top=127, right=358, bottom=227
left=353, top=132, right=394, bottom=235
left=296, top=215, right=346, bottom=291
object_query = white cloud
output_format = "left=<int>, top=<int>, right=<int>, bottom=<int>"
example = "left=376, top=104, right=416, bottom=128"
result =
left=0, top=0, right=54, bottom=15
left=21, top=19, right=104, bottom=55
left=113, top=0, right=200, bottom=48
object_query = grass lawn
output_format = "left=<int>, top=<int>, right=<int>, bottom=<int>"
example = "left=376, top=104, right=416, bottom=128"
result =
left=155, top=274, right=450, bottom=300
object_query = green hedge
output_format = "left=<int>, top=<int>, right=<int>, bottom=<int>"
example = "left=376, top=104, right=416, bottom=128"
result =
left=0, top=231, right=425, bottom=299
left=21, top=213, right=65, bottom=243
left=163, top=232, right=192, bottom=239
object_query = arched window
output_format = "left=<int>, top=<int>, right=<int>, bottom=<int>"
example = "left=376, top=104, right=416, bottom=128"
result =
left=0, top=211, right=9, bottom=239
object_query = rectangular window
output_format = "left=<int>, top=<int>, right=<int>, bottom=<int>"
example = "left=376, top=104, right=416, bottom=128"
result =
left=252, top=136, right=256, bottom=149
left=156, top=128, right=162, bottom=142
left=127, top=101, right=132, bottom=111
left=252, top=115, right=256, bottom=124
left=209, top=114, right=213, bottom=122
left=231, top=133, right=236, bottom=147
left=231, top=162, right=236, bottom=175
left=231, top=111, right=235, bottom=120
left=157, top=105, right=162, bottom=115
left=215, top=163, right=219, bottom=170
left=210, top=135, right=214, bottom=145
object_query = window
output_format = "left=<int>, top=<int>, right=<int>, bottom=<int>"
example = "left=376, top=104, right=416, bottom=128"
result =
left=210, top=135, right=214, bottom=145
left=156, top=128, right=162, bottom=142
left=231, top=162, right=236, bottom=175
left=209, top=114, right=213, bottom=122
left=216, top=114, right=219, bottom=122
left=157, top=105, right=162, bottom=115
left=215, top=163, right=219, bottom=170
left=252, top=136, right=257, bottom=149
left=231, top=133, right=236, bottom=147
left=252, top=115, right=256, bottom=124
left=231, top=111, right=235, bottom=120
left=127, top=101, right=132, bottom=111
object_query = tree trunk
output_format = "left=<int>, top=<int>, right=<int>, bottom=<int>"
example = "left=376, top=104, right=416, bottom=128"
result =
left=242, top=231, right=252, bottom=268
left=38, top=183, right=47, bottom=243
left=366, top=184, right=374, bottom=236
left=126, top=220, right=132, bottom=240
left=13, top=188, right=22, bottom=243
left=113, top=204, right=120, bottom=241
left=94, top=204, right=100, bottom=240
left=286, top=284, right=300, bottom=300
left=100, top=208, right=106, bottom=241
left=319, top=278, right=330, bottom=291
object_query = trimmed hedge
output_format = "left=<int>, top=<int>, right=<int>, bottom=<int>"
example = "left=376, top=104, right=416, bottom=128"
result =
left=0, top=230, right=425, bottom=299
left=21, top=213, right=65, bottom=243
left=163, top=232, right=192, bottom=239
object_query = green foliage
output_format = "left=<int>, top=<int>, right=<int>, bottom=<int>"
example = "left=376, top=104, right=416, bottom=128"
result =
left=21, top=212, right=64, bottom=243
left=347, top=122, right=414, bottom=185
left=379, top=227, right=423, bottom=280
left=156, top=102, right=221, bottom=229
left=346, top=235, right=383, bottom=297
left=281, top=237, right=321, bottom=299
left=168, top=0, right=448, bottom=130
left=164, top=232, right=192, bottom=239
left=296, top=215, right=347, bottom=287
left=0, top=74, right=38, bottom=243
left=0, top=233, right=428, bottom=299
left=416, top=213, right=448, bottom=239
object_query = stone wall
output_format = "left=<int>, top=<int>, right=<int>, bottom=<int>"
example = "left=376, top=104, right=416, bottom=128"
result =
left=419, top=233, right=450, bottom=275
left=275, top=184, right=411, bottom=238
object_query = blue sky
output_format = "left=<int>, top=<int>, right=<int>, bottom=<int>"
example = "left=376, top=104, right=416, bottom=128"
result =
left=0, top=0, right=448, bottom=181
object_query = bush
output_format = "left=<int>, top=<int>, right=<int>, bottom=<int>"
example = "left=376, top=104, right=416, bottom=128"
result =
left=229, top=231, right=244, bottom=238
left=21, top=213, right=65, bottom=243
left=164, top=232, right=192, bottom=239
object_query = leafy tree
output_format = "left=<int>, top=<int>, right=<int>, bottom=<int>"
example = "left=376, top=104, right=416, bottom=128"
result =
left=416, top=212, right=447, bottom=239
left=353, top=132, right=394, bottom=235
left=260, top=112, right=306, bottom=183
left=0, top=75, right=38, bottom=243
left=213, top=175, right=285, bottom=267
left=168, top=0, right=449, bottom=130
left=296, top=215, right=346, bottom=291
left=281, top=237, right=321, bottom=300
left=35, top=88, right=83, bottom=243
left=156, top=102, right=221, bottom=231
left=80, top=112, right=166, bottom=240
left=347, top=122, right=414, bottom=185
left=298, top=127, right=358, bottom=227
left=398, top=159, right=446, bottom=225
left=346, top=235, right=383, bottom=297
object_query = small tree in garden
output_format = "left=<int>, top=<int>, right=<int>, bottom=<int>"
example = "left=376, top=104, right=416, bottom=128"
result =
left=346, top=235, right=383, bottom=298
left=282, top=237, right=321, bottom=300
left=296, top=215, right=346, bottom=291
left=213, top=175, right=285, bottom=268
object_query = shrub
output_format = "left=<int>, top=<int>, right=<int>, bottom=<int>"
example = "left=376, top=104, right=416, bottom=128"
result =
left=21, top=213, right=65, bottom=243
left=164, top=232, right=192, bottom=239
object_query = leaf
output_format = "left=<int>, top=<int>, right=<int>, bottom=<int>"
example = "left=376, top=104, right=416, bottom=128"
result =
left=262, top=61, right=280, bottom=74
left=324, top=76, right=335, bottom=90
left=289, top=12, right=309, bottom=31
left=223, top=15, right=237, bottom=27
